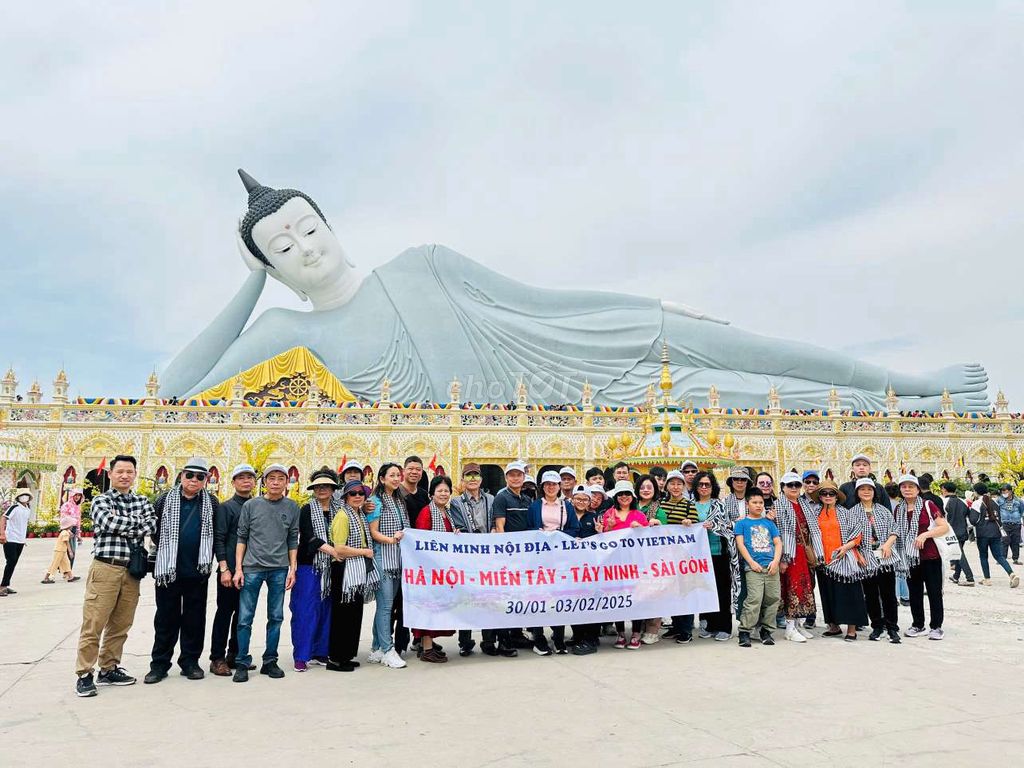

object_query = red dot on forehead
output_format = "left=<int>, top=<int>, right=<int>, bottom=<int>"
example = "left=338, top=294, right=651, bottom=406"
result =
left=284, top=224, right=291, bottom=229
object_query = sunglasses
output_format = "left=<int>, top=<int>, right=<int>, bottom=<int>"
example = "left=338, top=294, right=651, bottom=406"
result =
left=818, top=490, right=837, bottom=497
left=697, top=481, right=712, bottom=488
left=757, top=480, right=773, bottom=486
left=682, top=469, right=698, bottom=474
left=183, top=471, right=207, bottom=481
left=346, top=491, right=366, bottom=498
left=804, top=479, right=819, bottom=485
left=463, top=473, right=481, bottom=480
left=783, top=482, right=802, bottom=489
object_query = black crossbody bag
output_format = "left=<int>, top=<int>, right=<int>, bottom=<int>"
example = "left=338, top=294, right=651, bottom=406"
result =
left=128, top=540, right=149, bottom=580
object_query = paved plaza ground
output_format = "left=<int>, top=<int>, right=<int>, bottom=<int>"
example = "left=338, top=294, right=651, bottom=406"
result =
left=1, top=542, right=1022, bottom=766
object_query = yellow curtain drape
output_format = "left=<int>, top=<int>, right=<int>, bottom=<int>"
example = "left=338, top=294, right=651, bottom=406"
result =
left=195, top=347, right=356, bottom=403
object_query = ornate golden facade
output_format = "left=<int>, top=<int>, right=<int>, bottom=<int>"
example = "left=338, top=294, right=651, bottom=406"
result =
left=1, top=361, right=1020, bottom=518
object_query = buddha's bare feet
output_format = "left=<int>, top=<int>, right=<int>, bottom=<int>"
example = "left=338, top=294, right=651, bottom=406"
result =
left=891, top=363, right=987, bottom=397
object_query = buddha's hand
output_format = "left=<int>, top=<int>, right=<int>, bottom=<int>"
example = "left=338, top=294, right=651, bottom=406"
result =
left=236, top=230, right=266, bottom=273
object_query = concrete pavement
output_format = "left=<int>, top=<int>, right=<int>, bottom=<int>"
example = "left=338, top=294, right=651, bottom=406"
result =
left=1, top=542, right=1022, bottom=766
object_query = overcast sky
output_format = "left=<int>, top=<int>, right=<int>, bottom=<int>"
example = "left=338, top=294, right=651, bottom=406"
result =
left=4, top=2, right=1023, bottom=407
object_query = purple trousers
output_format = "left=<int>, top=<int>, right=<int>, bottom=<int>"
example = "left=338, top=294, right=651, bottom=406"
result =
left=289, top=565, right=331, bottom=662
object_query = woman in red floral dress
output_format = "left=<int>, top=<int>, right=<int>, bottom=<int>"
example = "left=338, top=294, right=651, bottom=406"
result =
left=774, top=473, right=817, bottom=642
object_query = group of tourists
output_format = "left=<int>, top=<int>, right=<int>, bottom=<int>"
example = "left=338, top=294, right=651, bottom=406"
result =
left=20, top=450, right=1014, bottom=698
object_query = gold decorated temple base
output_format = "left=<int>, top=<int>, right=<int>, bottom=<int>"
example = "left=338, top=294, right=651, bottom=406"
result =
left=1, top=350, right=1020, bottom=521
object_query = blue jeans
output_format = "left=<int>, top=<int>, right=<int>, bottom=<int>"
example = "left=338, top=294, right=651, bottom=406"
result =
left=236, top=568, right=287, bottom=667
left=372, top=574, right=400, bottom=653
left=896, top=574, right=909, bottom=601
left=977, top=537, right=1013, bottom=579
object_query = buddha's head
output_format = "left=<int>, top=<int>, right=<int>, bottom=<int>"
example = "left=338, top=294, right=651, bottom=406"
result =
left=237, top=169, right=355, bottom=305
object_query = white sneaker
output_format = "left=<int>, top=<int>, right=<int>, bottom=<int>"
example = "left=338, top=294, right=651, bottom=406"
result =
left=381, top=648, right=407, bottom=668
left=904, top=626, right=928, bottom=638
left=698, top=628, right=714, bottom=639
left=797, top=626, right=814, bottom=639
left=640, top=632, right=660, bottom=645
left=713, top=631, right=731, bottom=641
left=785, top=627, right=807, bottom=643
left=928, top=628, right=944, bottom=641
left=367, top=649, right=384, bottom=665
left=1010, top=573, right=1020, bottom=588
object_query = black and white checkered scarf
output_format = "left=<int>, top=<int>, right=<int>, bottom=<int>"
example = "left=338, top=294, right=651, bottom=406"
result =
left=339, top=504, right=379, bottom=603
left=429, top=501, right=455, bottom=533
left=854, top=502, right=902, bottom=573
left=817, top=504, right=872, bottom=582
left=373, top=491, right=407, bottom=578
left=775, top=494, right=819, bottom=564
left=722, top=493, right=745, bottom=522
left=894, top=498, right=940, bottom=572
left=308, top=497, right=337, bottom=600
left=154, top=487, right=214, bottom=586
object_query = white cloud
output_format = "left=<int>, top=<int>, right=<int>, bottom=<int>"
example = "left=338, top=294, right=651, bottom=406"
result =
left=3, top=2, right=1022, bottom=406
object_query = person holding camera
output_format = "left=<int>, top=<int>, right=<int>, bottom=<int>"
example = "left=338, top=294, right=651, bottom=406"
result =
left=74, top=455, right=157, bottom=698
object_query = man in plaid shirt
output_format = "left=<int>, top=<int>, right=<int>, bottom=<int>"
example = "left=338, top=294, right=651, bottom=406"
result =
left=74, top=455, right=157, bottom=698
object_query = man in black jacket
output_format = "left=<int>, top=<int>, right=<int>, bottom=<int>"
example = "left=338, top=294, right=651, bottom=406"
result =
left=941, top=482, right=975, bottom=586
left=209, top=463, right=256, bottom=675
left=839, top=454, right=891, bottom=510
left=145, top=458, right=220, bottom=684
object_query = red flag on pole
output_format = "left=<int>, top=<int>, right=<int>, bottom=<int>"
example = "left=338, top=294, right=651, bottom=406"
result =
left=97, top=457, right=107, bottom=474
left=338, top=454, right=347, bottom=474
left=428, top=453, right=438, bottom=473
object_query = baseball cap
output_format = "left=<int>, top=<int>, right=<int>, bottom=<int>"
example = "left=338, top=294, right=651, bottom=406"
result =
left=231, top=463, right=257, bottom=479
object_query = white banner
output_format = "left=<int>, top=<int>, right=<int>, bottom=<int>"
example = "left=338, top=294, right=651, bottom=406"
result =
left=399, top=525, right=719, bottom=629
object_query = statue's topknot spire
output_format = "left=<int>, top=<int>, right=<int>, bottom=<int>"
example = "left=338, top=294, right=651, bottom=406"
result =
left=238, top=168, right=263, bottom=194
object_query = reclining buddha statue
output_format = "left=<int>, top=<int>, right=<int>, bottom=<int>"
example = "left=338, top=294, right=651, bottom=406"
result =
left=160, top=170, right=989, bottom=411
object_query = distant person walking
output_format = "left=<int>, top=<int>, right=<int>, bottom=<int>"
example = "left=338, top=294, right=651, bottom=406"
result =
left=1, top=490, right=33, bottom=596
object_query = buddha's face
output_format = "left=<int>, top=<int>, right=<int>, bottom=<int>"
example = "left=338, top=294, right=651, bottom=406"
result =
left=251, top=197, right=348, bottom=297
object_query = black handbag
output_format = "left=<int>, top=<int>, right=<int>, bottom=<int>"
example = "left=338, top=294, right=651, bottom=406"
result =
left=127, top=541, right=149, bottom=580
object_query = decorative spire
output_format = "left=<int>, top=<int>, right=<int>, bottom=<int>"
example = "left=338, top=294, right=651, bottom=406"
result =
left=305, top=378, right=321, bottom=408
left=707, top=384, right=720, bottom=411
left=448, top=375, right=461, bottom=406
left=767, top=384, right=781, bottom=414
left=52, top=369, right=69, bottom=404
left=380, top=376, right=392, bottom=404
left=581, top=378, right=593, bottom=409
left=940, top=388, right=954, bottom=415
left=995, top=388, right=1010, bottom=418
left=885, top=386, right=899, bottom=416
left=516, top=376, right=528, bottom=407
left=827, top=386, right=841, bottom=415
left=145, top=369, right=160, bottom=399
left=26, top=380, right=42, bottom=404
left=0, top=366, right=17, bottom=404
left=659, top=340, right=673, bottom=393
left=230, top=373, right=246, bottom=406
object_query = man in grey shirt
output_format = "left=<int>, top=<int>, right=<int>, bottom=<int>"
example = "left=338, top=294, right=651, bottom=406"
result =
left=449, top=463, right=495, bottom=656
left=231, top=464, right=299, bottom=682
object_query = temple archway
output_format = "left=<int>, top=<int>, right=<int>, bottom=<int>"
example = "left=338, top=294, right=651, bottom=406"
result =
left=84, top=467, right=110, bottom=498
left=479, top=464, right=505, bottom=495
